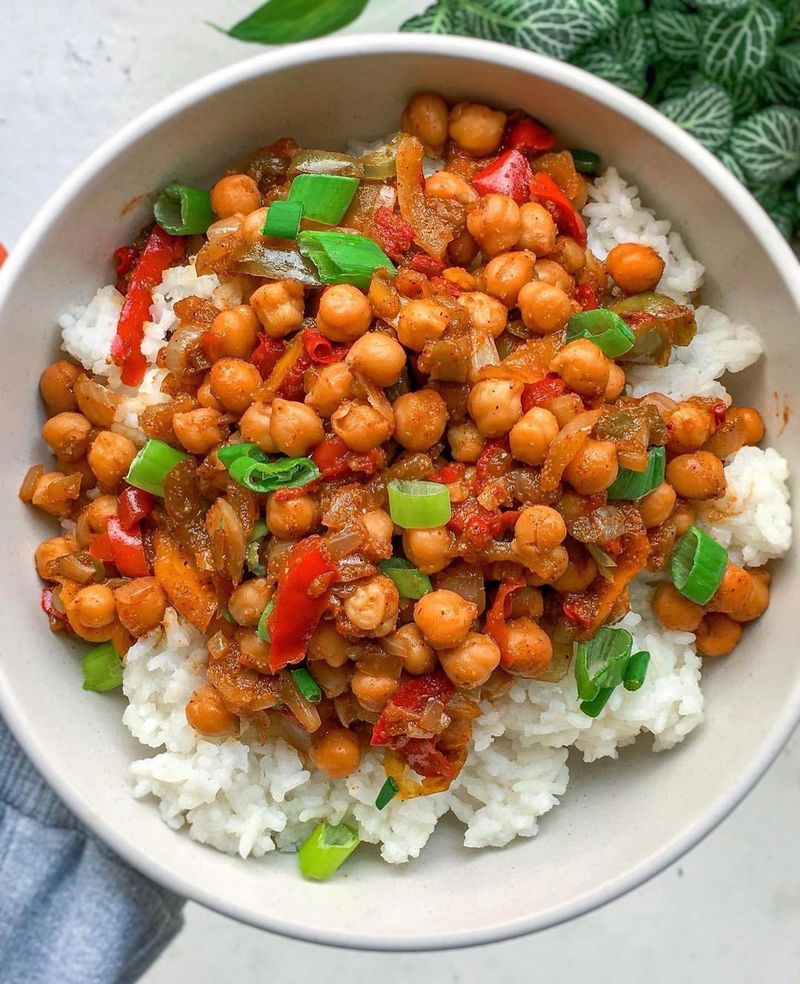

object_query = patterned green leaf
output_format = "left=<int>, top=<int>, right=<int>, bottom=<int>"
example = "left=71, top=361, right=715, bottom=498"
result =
left=725, top=76, right=766, bottom=119
left=619, top=0, right=647, bottom=14
left=751, top=181, right=784, bottom=211
left=658, top=82, right=734, bottom=150
left=572, top=46, right=648, bottom=97
left=651, top=9, right=701, bottom=62
left=693, top=0, right=751, bottom=10
left=574, top=0, right=622, bottom=35
left=776, top=40, right=800, bottom=84
left=647, top=60, right=695, bottom=102
left=699, top=2, right=784, bottom=83
left=751, top=63, right=800, bottom=104
left=779, top=1, right=800, bottom=41
left=401, top=1, right=462, bottom=34
left=649, top=0, right=690, bottom=10
left=717, top=145, right=749, bottom=183
left=457, top=0, right=602, bottom=59
left=728, top=106, right=800, bottom=183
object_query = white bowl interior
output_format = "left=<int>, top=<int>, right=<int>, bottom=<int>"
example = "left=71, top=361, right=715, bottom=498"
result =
left=0, top=36, right=797, bottom=949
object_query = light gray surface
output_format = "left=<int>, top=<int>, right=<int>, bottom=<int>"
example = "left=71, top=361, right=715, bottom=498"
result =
left=2, top=0, right=797, bottom=978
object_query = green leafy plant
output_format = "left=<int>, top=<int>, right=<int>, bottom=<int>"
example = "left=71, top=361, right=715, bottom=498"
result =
left=216, top=0, right=800, bottom=239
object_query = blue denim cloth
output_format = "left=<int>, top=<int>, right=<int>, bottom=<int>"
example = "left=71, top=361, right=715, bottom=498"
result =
left=0, top=717, right=185, bottom=984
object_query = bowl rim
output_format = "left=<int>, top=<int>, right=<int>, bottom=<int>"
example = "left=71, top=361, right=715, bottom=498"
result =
left=0, top=31, right=798, bottom=952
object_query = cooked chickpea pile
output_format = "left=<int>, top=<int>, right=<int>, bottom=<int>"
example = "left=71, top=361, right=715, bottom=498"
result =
left=23, top=92, right=774, bottom=791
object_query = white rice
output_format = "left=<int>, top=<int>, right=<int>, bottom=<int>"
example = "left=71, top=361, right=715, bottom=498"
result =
left=55, top=165, right=792, bottom=864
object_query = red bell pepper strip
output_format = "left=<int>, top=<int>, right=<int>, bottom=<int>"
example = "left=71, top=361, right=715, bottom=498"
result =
left=112, top=245, right=138, bottom=279
left=475, top=437, right=510, bottom=487
left=111, top=225, right=184, bottom=386
left=278, top=351, right=311, bottom=401
left=505, top=117, right=556, bottom=156
left=530, top=172, right=587, bottom=246
left=521, top=372, right=568, bottom=412
left=117, top=485, right=154, bottom=530
left=267, top=536, right=338, bottom=672
left=409, top=253, right=445, bottom=277
left=427, top=462, right=465, bottom=485
left=88, top=532, right=115, bottom=563
left=302, top=327, right=349, bottom=365
left=374, top=206, right=415, bottom=262
left=371, top=672, right=455, bottom=747
left=106, top=517, right=150, bottom=577
left=447, top=499, right=503, bottom=550
left=311, top=434, right=351, bottom=480
left=401, top=738, right=458, bottom=780
left=575, top=283, right=599, bottom=310
left=485, top=578, right=525, bottom=667
left=0, top=243, right=7, bottom=268
left=251, top=333, right=285, bottom=379
left=472, top=150, right=532, bottom=204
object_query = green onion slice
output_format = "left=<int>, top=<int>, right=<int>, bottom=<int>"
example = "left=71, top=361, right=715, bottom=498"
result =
left=288, top=174, right=359, bottom=225
left=256, top=598, right=275, bottom=643
left=375, top=776, right=399, bottom=811
left=570, top=148, right=601, bottom=175
left=82, top=642, right=123, bottom=693
left=623, top=650, right=651, bottom=692
left=575, top=626, right=634, bottom=702
left=298, top=230, right=395, bottom=289
left=153, top=182, right=215, bottom=236
left=566, top=309, right=637, bottom=358
left=125, top=439, right=189, bottom=497
left=378, top=558, right=432, bottom=599
left=291, top=667, right=322, bottom=703
left=262, top=200, right=304, bottom=240
left=223, top=607, right=237, bottom=625
left=607, top=446, right=666, bottom=501
left=246, top=518, right=268, bottom=576
left=580, top=686, right=614, bottom=718
left=228, top=455, right=320, bottom=494
left=387, top=480, right=451, bottom=530
left=670, top=526, right=728, bottom=605
left=298, top=822, right=360, bottom=881
left=217, top=442, right=269, bottom=467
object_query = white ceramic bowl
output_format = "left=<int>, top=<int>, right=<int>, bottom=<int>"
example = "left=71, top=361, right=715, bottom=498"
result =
left=0, top=34, right=797, bottom=951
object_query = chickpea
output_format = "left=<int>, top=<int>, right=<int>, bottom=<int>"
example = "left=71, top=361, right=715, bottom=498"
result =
left=533, top=259, right=574, bottom=295
left=310, top=661, right=351, bottom=699
left=198, top=376, right=223, bottom=411
left=310, top=727, right=362, bottom=779
left=316, top=284, right=373, bottom=343
left=413, top=589, right=477, bottom=650
left=468, top=378, right=524, bottom=438
left=172, top=408, right=228, bottom=455
left=397, top=298, right=449, bottom=351
left=266, top=493, right=320, bottom=539
left=425, top=170, right=479, bottom=206
left=551, top=339, right=610, bottom=398
left=549, top=235, right=586, bottom=275
left=227, top=578, right=270, bottom=627
left=351, top=670, right=399, bottom=712
left=448, top=227, right=479, bottom=267
left=344, top=574, right=400, bottom=635
left=443, top=267, right=477, bottom=291
left=518, top=280, right=572, bottom=334
left=604, top=363, right=626, bottom=401
left=668, top=403, right=713, bottom=454
left=393, top=390, right=448, bottom=451
left=40, top=360, right=81, bottom=413
left=209, top=358, right=262, bottom=415
left=87, top=431, right=137, bottom=489
left=722, top=568, right=770, bottom=623
left=239, top=401, right=279, bottom=453
left=35, top=536, right=74, bottom=580
left=502, top=617, right=552, bottom=677
left=695, top=613, right=743, bottom=657
left=666, top=452, right=726, bottom=501
left=518, top=203, right=557, bottom=256
left=731, top=407, right=765, bottom=446
left=305, top=363, right=354, bottom=418
left=514, top=506, right=566, bottom=553
left=651, top=582, right=703, bottom=632
left=113, top=577, right=167, bottom=636
left=606, top=242, right=665, bottom=294
left=269, top=398, right=324, bottom=456
left=346, top=332, right=406, bottom=387
left=236, top=628, right=271, bottom=671
left=563, top=439, right=619, bottom=495
left=509, top=407, right=559, bottom=466
left=401, top=92, right=449, bottom=155
left=240, top=206, right=269, bottom=244
left=402, top=527, right=452, bottom=575
left=361, top=509, right=395, bottom=560
left=41, top=412, right=92, bottom=462
left=185, top=684, right=239, bottom=737
left=308, top=623, right=351, bottom=667
left=552, top=548, right=597, bottom=593
left=70, top=584, right=115, bottom=629
left=711, top=563, right=754, bottom=617
left=466, top=194, right=521, bottom=257
left=209, top=305, right=260, bottom=358
left=210, top=173, right=261, bottom=219
left=249, top=280, right=305, bottom=338
left=382, top=623, right=436, bottom=676
left=439, top=632, right=500, bottom=689
left=704, top=406, right=765, bottom=459
left=483, top=251, right=535, bottom=308
left=638, top=481, right=677, bottom=528
left=448, top=421, right=484, bottom=463
left=83, top=495, right=117, bottom=532
left=672, top=499, right=696, bottom=536
left=456, top=292, right=508, bottom=339
left=448, top=102, right=507, bottom=156
left=30, top=472, right=80, bottom=517
left=331, top=400, right=393, bottom=452
left=58, top=457, right=96, bottom=494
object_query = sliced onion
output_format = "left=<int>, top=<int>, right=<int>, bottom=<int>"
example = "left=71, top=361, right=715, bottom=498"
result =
left=354, top=644, right=402, bottom=679
left=19, top=464, right=44, bottom=503
left=74, top=373, right=122, bottom=428
left=540, top=409, right=603, bottom=493
left=206, top=216, right=242, bottom=242
left=289, top=149, right=364, bottom=178
left=277, top=671, right=322, bottom=733
left=418, top=698, right=450, bottom=736
left=234, top=242, right=321, bottom=286
left=359, top=134, right=401, bottom=179
left=479, top=333, right=564, bottom=384
left=205, top=497, right=246, bottom=586
left=54, top=552, right=102, bottom=584
left=324, top=526, right=364, bottom=560
left=468, top=329, right=500, bottom=382
left=434, top=563, right=486, bottom=614
left=164, top=326, right=205, bottom=377
left=586, top=543, right=618, bottom=581
left=569, top=505, right=627, bottom=544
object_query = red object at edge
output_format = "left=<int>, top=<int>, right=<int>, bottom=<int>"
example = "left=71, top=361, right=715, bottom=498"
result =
left=311, top=435, right=351, bottom=480
left=106, top=517, right=150, bottom=577
left=505, top=117, right=556, bottom=156
left=530, top=172, right=587, bottom=246
left=302, top=327, right=349, bottom=365
left=374, top=206, right=415, bottom=262
left=251, top=334, right=285, bottom=379
left=576, top=284, right=599, bottom=311
left=485, top=579, right=526, bottom=667
left=472, top=150, right=533, bottom=203
left=117, top=485, right=154, bottom=530
left=521, top=373, right=568, bottom=412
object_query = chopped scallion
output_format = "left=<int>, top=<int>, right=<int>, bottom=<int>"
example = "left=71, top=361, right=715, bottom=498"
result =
left=288, top=174, right=359, bottom=225
left=375, top=776, right=399, bottom=811
left=256, top=598, right=275, bottom=643
left=227, top=454, right=320, bottom=494
left=262, top=200, right=304, bottom=240
left=670, top=526, right=728, bottom=605
left=570, top=148, right=601, bottom=175
left=153, top=182, right=215, bottom=236
left=246, top=518, right=268, bottom=576
left=566, top=308, right=636, bottom=357
left=580, top=686, right=614, bottom=717
left=125, top=439, right=189, bottom=497
left=298, top=822, right=360, bottom=881
left=387, top=480, right=451, bottom=530
left=378, top=558, right=432, bottom=599
left=623, top=650, right=651, bottom=692
left=217, top=442, right=268, bottom=468
left=607, top=446, right=666, bottom=501
left=291, top=666, right=322, bottom=703
left=575, top=626, right=634, bottom=702
left=82, top=642, right=123, bottom=693
left=223, top=607, right=237, bottom=625
left=298, top=230, right=395, bottom=289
